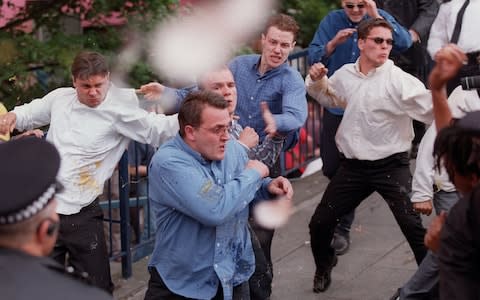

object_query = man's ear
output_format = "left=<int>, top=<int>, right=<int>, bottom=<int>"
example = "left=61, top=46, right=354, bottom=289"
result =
left=184, top=125, right=196, bottom=141
left=358, top=39, right=365, bottom=51
left=36, top=220, right=53, bottom=242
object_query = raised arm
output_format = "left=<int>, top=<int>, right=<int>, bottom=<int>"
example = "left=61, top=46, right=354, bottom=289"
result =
left=305, top=63, right=347, bottom=109
left=428, top=44, right=468, bottom=130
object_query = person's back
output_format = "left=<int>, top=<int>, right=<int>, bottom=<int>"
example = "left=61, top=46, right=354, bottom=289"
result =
left=0, top=138, right=111, bottom=300
left=0, top=249, right=111, bottom=300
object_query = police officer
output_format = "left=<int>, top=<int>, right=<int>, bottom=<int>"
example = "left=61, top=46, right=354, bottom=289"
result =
left=0, top=138, right=112, bottom=300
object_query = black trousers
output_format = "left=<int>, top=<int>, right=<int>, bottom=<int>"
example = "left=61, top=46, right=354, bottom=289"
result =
left=321, top=109, right=355, bottom=235
left=309, top=152, right=427, bottom=272
left=144, top=267, right=250, bottom=300
left=51, top=199, right=113, bottom=293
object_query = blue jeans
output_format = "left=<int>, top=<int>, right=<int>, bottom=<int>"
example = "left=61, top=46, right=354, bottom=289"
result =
left=400, top=190, right=459, bottom=300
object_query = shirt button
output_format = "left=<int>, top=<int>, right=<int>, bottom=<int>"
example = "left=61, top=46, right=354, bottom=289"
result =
left=257, top=79, right=261, bottom=82
left=217, top=243, right=220, bottom=247
left=214, top=264, right=218, bottom=268
left=250, top=96, right=254, bottom=100
left=248, top=115, right=252, bottom=119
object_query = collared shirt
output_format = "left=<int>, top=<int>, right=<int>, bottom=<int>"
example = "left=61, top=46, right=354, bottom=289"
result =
left=427, top=0, right=480, bottom=57
left=230, top=119, right=285, bottom=168
left=148, top=134, right=272, bottom=300
left=411, top=125, right=455, bottom=203
left=13, top=85, right=179, bottom=214
left=412, top=87, right=480, bottom=202
left=307, top=9, right=412, bottom=116
left=228, top=54, right=308, bottom=141
left=306, top=59, right=432, bottom=160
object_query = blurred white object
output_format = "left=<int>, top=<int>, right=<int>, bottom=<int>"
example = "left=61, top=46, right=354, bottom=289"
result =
left=301, top=157, right=323, bottom=178
left=149, top=0, right=274, bottom=84
left=253, top=196, right=292, bottom=229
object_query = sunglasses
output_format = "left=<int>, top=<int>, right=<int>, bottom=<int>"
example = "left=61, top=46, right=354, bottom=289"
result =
left=367, top=37, right=394, bottom=45
left=345, top=3, right=365, bottom=9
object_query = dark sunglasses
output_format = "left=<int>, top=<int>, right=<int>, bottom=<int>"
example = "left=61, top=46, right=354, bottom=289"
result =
left=367, top=37, right=394, bottom=45
left=345, top=3, right=365, bottom=9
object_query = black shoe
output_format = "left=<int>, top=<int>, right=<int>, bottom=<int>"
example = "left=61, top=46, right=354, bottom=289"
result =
left=389, top=288, right=400, bottom=300
left=331, top=232, right=350, bottom=256
left=313, top=256, right=338, bottom=293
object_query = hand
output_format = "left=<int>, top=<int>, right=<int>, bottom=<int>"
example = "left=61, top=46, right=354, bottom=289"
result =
left=308, top=63, right=328, bottom=82
left=429, top=44, right=467, bottom=90
left=246, top=160, right=269, bottom=178
left=267, top=176, right=293, bottom=199
left=261, top=102, right=277, bottom=137
left=138, top=82, right=165, bottom=100
left=14, top=129, right=44, bottom=139
left=238, top=127, right=259, bottom=148
left=364, top=0, right=381, bottom=19
left=332, top=28, right=357, bottom=47
left=409, top=29, right=420, bottom=43
left=413, top=200, right=433, bottom=216
left=425, top=211, right=447, bottom=253
left=0, top=112, right=16, bottom=135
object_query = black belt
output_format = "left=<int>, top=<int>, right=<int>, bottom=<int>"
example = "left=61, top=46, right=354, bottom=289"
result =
left=466, top=51, right=480, bottom=65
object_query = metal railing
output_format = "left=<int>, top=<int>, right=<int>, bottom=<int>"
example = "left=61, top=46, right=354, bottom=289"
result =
left=103, top=49, right=323, bottom=278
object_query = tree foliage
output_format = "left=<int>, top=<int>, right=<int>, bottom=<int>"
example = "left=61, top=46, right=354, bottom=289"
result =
left=0, top=0, right=177, bottom=110
left=279, top=0, right=340, bottom=48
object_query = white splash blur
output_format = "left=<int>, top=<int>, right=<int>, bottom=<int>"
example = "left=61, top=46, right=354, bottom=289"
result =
left=149, top=0, right=275, bottom=84
left=253, top=195, right=292, bottom=229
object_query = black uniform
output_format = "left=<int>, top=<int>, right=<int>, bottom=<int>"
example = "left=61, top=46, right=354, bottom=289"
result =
left=438, top=184, right=480, bottom=300
left=0, top=248, right=112, bottom=300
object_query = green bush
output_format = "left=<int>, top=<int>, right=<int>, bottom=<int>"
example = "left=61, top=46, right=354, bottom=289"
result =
left=280, top=0, right=339, bottom=48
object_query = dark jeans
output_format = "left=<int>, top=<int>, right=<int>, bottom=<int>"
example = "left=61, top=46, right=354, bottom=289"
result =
left=51, top=199, right=114, bottom=293
left=321, top=109, right=355, bottom=236
left=309, top=152, right=427, bottom=272
left=248, top=224, right=272, bottom=300
left=144, top=267, right=250, bottom=300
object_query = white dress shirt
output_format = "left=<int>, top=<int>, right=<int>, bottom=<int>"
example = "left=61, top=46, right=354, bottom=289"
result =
left=411, top=86, right=480, bottom=202
left=306, top=59, right=433, bottom=160
left=14, top=85, right=179, bottom=214
left=427, top=0, right=480, bottom=57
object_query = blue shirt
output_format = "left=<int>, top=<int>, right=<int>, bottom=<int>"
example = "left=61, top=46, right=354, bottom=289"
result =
left=148, top=134, right=272, bottom=300
left=308, top=9, right=412, bottom=115
left=228, top=54, right=308, bottom=141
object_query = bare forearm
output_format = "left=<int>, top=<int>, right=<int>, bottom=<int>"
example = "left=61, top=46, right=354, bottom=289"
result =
left=431, top=88, right=452, bottom=131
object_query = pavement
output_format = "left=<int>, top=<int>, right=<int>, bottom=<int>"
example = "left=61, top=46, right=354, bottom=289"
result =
left=111, top=169, right=432, bottom=300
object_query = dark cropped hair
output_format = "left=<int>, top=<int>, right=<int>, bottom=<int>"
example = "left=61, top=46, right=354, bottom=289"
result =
left=434, top=123, right=480, bottom=179
left=357, top=18, right=393, bottom=40
left=264, top=14, right=299, bottom=40
left=178, top=91, right=228, bottom=137
left=71, top=51, right=109, bottom=80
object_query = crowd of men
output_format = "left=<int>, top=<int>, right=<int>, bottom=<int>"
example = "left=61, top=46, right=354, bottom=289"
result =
left=1, top=0, right=480, bottom=299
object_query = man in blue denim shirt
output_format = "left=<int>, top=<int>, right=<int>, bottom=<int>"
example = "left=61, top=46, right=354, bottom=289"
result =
left=228, top=14, right=308, bottom=146
left=144, top=91, right=293, bottom=300
left=307, top=0, right=412, bottom=256
left=228, top=16, right=307, bottom=291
